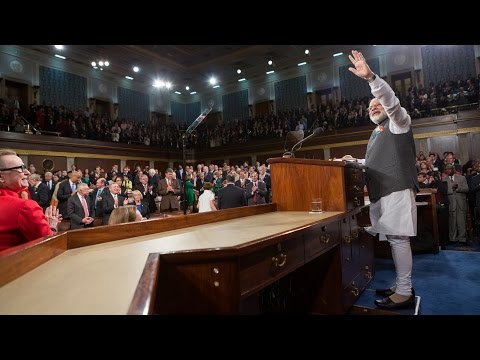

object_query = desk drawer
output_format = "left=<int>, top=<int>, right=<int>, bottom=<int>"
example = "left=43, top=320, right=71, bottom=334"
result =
left=239, top=237, right=304, bottom=296
left=304, top=222, right=340, bottom=261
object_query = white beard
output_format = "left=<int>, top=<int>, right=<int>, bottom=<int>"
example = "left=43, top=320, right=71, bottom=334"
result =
left=370, top=109, right=388, bottom=125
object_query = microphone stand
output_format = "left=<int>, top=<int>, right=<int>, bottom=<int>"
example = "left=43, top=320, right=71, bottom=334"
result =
left=283, top=128, right=322, bottom=158
left=182, top=131, right=188, bottom=215
left=182, top=106, right=213, bottom=215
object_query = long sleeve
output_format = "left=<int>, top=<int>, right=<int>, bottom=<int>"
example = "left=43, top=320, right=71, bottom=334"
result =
left=369, top=76, right=411, bottom=133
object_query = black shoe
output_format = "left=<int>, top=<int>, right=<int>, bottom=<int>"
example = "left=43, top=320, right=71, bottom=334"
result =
left=374, top=294, right=415, bottom=310
left=375, top=288, right=395, bottom=297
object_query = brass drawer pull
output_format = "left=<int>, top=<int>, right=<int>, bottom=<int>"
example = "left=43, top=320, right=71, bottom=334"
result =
left=272, top=253, right=287, bottom=267
left=320, top=234, right=330, bottom=243
left=344, top=235, right=351, bottom=243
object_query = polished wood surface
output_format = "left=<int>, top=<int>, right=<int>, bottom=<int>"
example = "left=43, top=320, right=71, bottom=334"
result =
left=268, top=157, right=346, bottom=212
left=0, top=210, right=344, bottom=314
left=0, top=234, right=68, bottom=287
left=67, top=203, right=276, bottom=249
left=127, top=253, right=160, bottom=315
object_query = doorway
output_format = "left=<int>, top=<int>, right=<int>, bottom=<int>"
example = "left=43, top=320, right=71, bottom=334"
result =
left=5, top=80, right=29, bottom=115
left=255, top=100, right=270, bottom=116
left=95, top=99, right=111, bottom=117
left=315, top=88, right=332, bottom=109
left=391, top=71, right=412, bottom=107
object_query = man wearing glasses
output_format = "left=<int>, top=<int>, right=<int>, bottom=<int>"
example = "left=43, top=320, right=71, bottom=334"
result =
left=0, top=149, right=60, bottom=253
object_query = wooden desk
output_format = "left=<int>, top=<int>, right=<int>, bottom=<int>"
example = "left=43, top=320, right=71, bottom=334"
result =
left=0, top=158, right=375, bottom=315
left=0, top=207, right=352, bottom=314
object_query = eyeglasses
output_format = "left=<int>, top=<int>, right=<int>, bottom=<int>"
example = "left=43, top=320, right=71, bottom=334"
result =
left=0, top=164, right=28, bottom=172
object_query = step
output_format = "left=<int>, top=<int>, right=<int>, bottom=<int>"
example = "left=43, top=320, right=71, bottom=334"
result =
left=350, top=289, right=421, bottom=315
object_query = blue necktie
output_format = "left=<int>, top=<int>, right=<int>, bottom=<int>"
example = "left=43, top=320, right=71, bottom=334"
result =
left=96, top=189, right=103, bottom=206
left=71, top=183, right=75, bottom=192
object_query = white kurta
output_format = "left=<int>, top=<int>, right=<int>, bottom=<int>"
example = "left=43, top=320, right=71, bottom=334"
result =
left=363, top=76, right=417, bottom=240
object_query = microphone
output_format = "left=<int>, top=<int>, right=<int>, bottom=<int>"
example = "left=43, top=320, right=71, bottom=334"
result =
left=283, top=127, right=323, bottom=158
left=186, top=103, right=213, bottom=135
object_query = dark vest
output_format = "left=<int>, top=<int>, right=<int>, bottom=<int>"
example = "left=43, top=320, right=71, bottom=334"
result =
left=365, top=118, right=418, bottom=202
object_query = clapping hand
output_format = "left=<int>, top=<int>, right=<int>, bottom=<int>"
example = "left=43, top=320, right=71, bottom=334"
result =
left=45, top=205, right=62, bottom=231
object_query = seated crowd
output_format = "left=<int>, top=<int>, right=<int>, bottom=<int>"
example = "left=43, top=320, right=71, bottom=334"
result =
left=0, top=153, right=274, bottom=253
left=1, top=75, right=478, bottom=149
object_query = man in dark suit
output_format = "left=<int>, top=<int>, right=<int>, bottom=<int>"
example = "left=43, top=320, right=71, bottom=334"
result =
left=42, top=171, right=56, bottom=204
left=102, top=182, right=127, bottom=225
left=245, top=172, right=268, bottom=206
left=57, top=171, right=81, bottom=219
left=175, top=164, right=185, bottom=181
left=67, top=183, right=94, bottom=229
left=217, top=175, right=246, bottom=209
left=134, top=174, right=156, bottom=213
left=234, top=170, right=251, bottom=190
left=28, top=173, right=49, bottom=210
left=91, top=177, right=109, bottom=219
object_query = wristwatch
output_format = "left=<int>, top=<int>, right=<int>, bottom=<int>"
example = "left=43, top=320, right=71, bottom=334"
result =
left=366, top=73, right=376, bottom=82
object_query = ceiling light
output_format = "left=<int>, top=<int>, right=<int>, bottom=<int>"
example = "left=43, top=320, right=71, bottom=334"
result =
left=213, top=85, right=220, bottom=88
left=190, top=91, right=197, bottom=95
left=297, top=62, right=307, bottom=66
left=237, top=69, right=242, bottom=74
left=305, top=49, right=310, bottom=55
left=266, top=70, right=274, bottom=75
left=268, top=60, right=273, bottom=66
left=174, top=91, right=182, bottom=94
left=54, top=54, right=66, bottom=60
left=186, top=86, right=190, bottom=91
left=133, top=66, right=140, bottom=72
left=238, top=78, right=246, bottom=82
left=54, top=45, right=64, bottom=50
left=125, top=76, right=133, bottom=80
left=333, top=52, right=343, bottom=57
left=165, top=82, right=172, bottom=89
left=91, top=58, right=110, bottom=70
left=209, top=77, right=217, bottom=85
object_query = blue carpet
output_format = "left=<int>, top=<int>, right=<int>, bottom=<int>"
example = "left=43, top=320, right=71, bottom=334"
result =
left=366, top=249, right=480, bottom=315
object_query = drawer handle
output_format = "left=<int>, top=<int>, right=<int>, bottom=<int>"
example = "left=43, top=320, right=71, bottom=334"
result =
left=320, top=234, right=330, bottom=243
left=272, top=253, right=287, bottom=268
left=350, top=286, right=359, bottom=297
left=351, top=231, right=358, bottom=239
left=344, top=235, right=351, bottom=243
left=353, top=185, right=362, bottom=192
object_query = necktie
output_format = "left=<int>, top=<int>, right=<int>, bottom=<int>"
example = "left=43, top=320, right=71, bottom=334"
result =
left=95, top=189, right=102, bottom=206
left=71, top=183, right=75, bottom=192
left=450, top=176, right=454, bottom=182
left=48, top=181, right=52, bottom=190
left=114, top=194, right=118, bottom=208
left=81, top=196, right=89, bottom=217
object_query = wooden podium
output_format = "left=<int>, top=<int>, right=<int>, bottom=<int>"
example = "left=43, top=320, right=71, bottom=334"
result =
left=268, top=158, right=348, bottom=212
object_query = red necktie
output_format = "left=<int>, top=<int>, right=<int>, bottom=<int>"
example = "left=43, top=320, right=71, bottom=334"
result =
left=81, top=196, right=89, bottom=217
